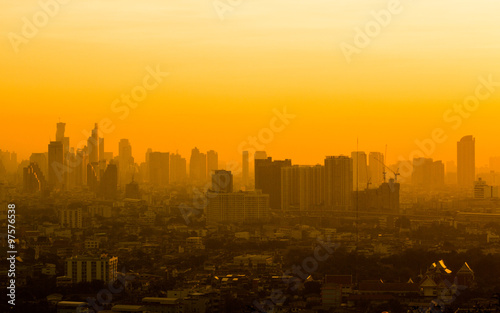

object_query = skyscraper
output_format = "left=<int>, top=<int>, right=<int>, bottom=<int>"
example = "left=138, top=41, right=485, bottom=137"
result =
left=99, top=163, right=118, bottom=199
left=457, top=135, right=475, bottom=188
left=255, top=157, right=292, bottom=210
left=281, top=165, right=324, bottom=212
left=48, top=141, right=64, bottom=189
left=170, top=153, right=187, bottom=184
left=190, top=147, right=206, bottom=183
left=351, top=151, right=368, bottom=190
left=118, top=139, right=134, bottom=185
left=207, top=150, right=218, bottom=179
left=148, top=152, right=170, bottom=186
left=30, top=153, right=47, bottom=179
left=324, top=156, right=353, bottom=210
left=368, top=152, right=384, bottom=187
left=88, top=123, right=99, bottom=164
left=242, top=151, right=249, bottom=188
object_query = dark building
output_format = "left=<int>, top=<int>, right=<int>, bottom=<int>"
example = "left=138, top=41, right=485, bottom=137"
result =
left=125, top=178, right=141, bottom=199
left=23, top=162, right=46, bottom=193
left=148, top=152, right=169, bottom=186
left=255, top=157, right=292, bottom=210
left=87, top=162, right=99, bottom=192
left=353, top=179, right=400, bottom=213
left=48, top=141, right=64, bottom=189
left=212, top=170, right=233, bottom=193
left=100, top=163, right=117, bottom=199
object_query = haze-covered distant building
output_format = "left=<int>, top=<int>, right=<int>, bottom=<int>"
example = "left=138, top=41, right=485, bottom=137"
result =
left=206, top=190, right=270, bottom=224
left=457, top=135, right=475, bottom=188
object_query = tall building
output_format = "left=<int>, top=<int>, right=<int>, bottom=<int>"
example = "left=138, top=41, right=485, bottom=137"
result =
left=324, top=156, right=353, bottom=210
left=170, top=153, right=187, bottom=183
left=23, top=162, right=46, bottom=193
left=431, top=160, right=445, bottom=187
left=281, top=165, right=324, bottom=212
left=206, top=190, right=270, bottom=224
left=206, top=150, right=218, bottom=179
left=457, top=135, right=475, bottom=187
left=118, top=139, right=134, bottom=186
left=368, top=152, right=384, bottom=188
left=30, top=153, right=47, bottom=179
left=48, top=141, right=64, bottom=189
left=88, top=123, right=99, bottom=164
left=351, top=151, right=368, bottom=190
left=65, top=255, right=118, bottom=283
left=87, top=163, right=99, bottom=192
left=255, top=157, right=292, bottom=210
left=148, top=152, right=169, bottom=186
left=56, top=122, right=70, bottom=153
left=100, top=163, right=118, bottom=199
left=412, top=158, right=445, bottom=188
left=242, top=151, right=249, bottom=188
left=190, top=147, right=206, bottom=183
left=212, top=170, right=233, bottom=193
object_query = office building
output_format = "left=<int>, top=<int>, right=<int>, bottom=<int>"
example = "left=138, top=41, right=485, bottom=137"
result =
left=324, top=156, right=353, bottom=210
left=255, top=157, right=292, bottom=210
left=457, top=135, right=475, bottom=187
left=207, top=150, right=218, bottom=179
left=48, top=141, right=64, bottom=189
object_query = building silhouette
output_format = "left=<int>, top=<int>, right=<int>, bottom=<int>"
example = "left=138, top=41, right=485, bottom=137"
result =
left=242, top=151, right=249, bottom=188
left=148, top=152, right=169, bottom=186
left=324, top=156, right=353, bottom=210
left=351, top=151, right=368, bottom=190
left=190, top=147, right=206, bottom=184
left=23, top=162, right=46, bottom=193
left=368, top=152, right=384, bottom=188
left=48, top=141, right=64, bottom=189
left=88, top=123, right=99, bottom=164
left=255, top=157, right=292, bottom=210
left=457, top=135, right=475, bottom=188
left=100, top=163, right=118, bottom=199
left=212, top=170, right=233, bottom=193
left=170, top=153, right=187, bottom=184
left=281, top=165, right=324, bottom=212
left=118, top=139, right=134, bottom=186
left=207, top=150, right=218, bottom=179
left=29, top=152, right=47, bottom=179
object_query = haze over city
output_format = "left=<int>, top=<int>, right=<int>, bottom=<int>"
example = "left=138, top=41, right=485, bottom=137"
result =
left=2, top=0, right=500, bottom=312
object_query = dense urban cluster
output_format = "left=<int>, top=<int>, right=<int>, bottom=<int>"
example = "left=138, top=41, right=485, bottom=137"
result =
left=1, top=123, right=500, bottom=312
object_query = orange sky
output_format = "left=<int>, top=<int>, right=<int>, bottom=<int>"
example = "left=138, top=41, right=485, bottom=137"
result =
left=1, top=0, right=500, bottom=166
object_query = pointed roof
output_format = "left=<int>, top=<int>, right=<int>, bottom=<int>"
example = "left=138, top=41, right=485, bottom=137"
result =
left=457, top=262, right=474, bottom=275
left=407, top=278, right=414, bottom=284
left=420, top=276, right=437, bottom=288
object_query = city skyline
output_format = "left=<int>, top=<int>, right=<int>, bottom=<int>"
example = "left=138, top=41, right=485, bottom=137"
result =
left=2, top=1, right=500, bottom=166
left=1, top=120, right=498, bottom=169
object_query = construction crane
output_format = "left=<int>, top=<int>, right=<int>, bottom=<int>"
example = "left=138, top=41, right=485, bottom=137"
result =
left=375, top=155, right=400, bottom=183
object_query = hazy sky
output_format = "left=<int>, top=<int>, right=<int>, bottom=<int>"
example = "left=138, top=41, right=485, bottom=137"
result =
left=1, top=0, right=500, bottom=166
